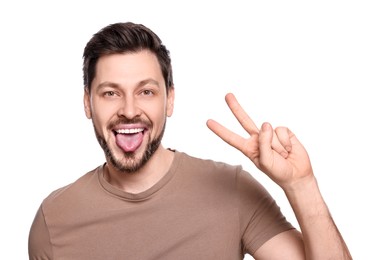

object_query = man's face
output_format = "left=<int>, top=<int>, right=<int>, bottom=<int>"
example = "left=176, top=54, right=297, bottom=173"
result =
left=84, top=50, right=174, bottom=173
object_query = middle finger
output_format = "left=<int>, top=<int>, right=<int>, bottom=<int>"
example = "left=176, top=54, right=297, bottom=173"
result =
left=225, top=93, right=259, bottom=136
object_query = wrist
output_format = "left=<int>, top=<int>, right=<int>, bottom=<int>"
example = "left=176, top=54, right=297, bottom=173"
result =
left=283, top=174, right=330, bottom=218
left=282, top=173, right=317, bottom=194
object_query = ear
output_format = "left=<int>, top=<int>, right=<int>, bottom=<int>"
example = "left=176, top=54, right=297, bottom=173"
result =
left=83, top=88, right=92, bottom=119
left=166, top=87, right=175, bottom=117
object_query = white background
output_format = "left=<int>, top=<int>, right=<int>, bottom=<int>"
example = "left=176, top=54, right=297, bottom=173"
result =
left=0, top=1, right=374, bottom=259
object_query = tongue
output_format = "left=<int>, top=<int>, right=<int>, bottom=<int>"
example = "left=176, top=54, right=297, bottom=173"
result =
left=115, top=132, right=143, bottom=152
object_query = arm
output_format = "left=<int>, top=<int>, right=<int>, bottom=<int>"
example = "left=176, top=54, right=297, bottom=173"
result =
left=29, top=205, right=53, bottom=260
left=207, top=93, right=352, bottom=260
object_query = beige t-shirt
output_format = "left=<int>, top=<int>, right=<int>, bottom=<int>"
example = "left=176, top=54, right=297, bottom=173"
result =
left=29, top=151, right=294, bottom=259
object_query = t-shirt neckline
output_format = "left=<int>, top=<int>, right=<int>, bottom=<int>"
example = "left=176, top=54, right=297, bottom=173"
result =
left=97, top=150, right=182, bottom=201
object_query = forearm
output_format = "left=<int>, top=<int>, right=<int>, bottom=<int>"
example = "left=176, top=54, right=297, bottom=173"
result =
left=284, top=176, right=352, bottom=260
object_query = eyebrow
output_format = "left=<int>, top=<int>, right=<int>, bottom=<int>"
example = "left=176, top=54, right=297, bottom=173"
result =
left=138, top=78, right=161, bottom=88
left=96, top=81, right=119, bottom=91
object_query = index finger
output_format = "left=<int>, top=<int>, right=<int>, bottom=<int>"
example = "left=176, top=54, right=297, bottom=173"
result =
left=225, top=93, right=259, bottom=136
left=206, top=119, right=248, bottom=152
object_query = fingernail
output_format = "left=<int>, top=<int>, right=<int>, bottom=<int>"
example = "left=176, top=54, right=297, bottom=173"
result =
left=262, top=122, right=271, bottom=131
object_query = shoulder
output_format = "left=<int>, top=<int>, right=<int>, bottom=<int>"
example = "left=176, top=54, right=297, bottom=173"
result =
left=175, top=151, right=257, bottom=192
left=177, top=151, right=242, bottom=175
left=176, top=151, right=273, bottom=200
left=41, top=165, right=103, bottom=210
left=177, top=151, right=261, bottom=184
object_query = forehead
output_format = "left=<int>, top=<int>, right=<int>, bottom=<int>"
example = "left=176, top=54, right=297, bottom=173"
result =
left=93, top=50, right=164, bottom=87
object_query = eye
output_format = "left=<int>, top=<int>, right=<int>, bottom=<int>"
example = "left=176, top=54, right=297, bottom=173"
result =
left=104, top=91, right=116, bottom=97
left=142, top=89, right=154, bottom=96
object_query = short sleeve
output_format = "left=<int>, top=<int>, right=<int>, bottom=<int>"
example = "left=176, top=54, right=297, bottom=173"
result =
left=28, top=205, right=53, bottom=260
left=236, top=168, right=294, bottom=255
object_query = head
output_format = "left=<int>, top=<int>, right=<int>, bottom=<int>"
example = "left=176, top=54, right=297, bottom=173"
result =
left=83, top=22, right=173, bottom=93
left=82, top=22, right=175, bottom=173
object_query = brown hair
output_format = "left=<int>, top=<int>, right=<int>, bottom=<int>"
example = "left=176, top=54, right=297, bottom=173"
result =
left=82, top=22, right=173, bottom=93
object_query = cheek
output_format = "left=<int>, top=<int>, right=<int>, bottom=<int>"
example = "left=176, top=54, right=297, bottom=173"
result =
left=91, top=104, right=116, bottom=130
left=147, top=106, right=167, bottom=129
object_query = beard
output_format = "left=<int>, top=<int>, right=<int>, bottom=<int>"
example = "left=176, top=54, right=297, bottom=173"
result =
left=93, top=117, right=166, bottom=173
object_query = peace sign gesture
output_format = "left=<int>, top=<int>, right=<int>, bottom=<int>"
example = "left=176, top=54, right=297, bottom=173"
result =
left=206, top=93, right=313, bottom=190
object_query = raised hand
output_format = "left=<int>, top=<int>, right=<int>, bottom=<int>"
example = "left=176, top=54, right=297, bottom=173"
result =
left=206, top=93, right=314, bottom=190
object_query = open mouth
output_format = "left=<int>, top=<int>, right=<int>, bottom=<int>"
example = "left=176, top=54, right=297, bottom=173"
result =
left=115, top=128, right=145, bottom=134
left=113, top=127, right=146, bottom=152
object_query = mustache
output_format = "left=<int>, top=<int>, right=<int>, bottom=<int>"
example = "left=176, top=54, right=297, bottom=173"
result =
left=107, top=117, right=152, bottom=129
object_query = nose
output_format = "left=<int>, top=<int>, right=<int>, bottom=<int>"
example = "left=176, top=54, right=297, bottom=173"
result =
left=117, top=95, right=141, bottom=119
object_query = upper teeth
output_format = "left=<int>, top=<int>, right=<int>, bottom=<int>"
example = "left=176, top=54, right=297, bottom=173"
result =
left=116, top=128, right=144, bottom=134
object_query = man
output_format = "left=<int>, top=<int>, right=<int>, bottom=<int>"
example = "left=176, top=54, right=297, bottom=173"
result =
left=29, top=22, right=352, bottom=259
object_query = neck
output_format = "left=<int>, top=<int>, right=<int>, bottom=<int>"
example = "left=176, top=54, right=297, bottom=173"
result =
left=104, top=146, right=174, bottom=194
